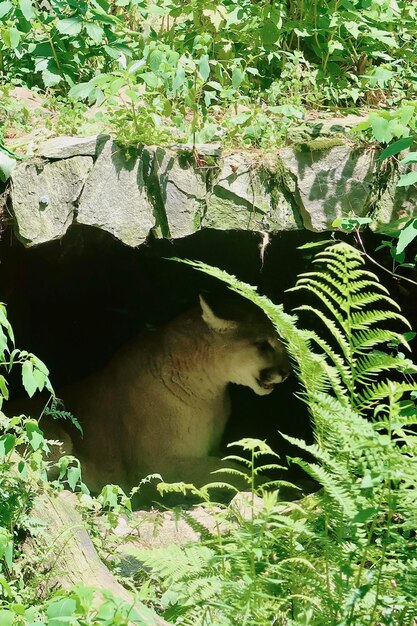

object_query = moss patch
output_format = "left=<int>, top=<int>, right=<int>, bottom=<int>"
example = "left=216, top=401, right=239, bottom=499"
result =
left=295, top=136, right=345, bottom=153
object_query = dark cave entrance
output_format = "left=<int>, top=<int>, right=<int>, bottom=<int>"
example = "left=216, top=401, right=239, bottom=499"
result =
left=1, top=225, right=416, bottom=485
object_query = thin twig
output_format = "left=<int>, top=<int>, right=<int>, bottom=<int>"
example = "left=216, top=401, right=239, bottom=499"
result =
left=355, top=230, right=417, bottom=287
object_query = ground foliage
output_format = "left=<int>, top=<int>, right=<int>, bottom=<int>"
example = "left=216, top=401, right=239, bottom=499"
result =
left=1, top=245, right=417, bottom=623
left=113, top=242, right=417, bottom=625
left=1, top=0, right=417, bottom=150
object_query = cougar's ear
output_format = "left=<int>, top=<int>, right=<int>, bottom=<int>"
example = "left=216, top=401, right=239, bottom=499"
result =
left=199, top=295, right=238, bottom=332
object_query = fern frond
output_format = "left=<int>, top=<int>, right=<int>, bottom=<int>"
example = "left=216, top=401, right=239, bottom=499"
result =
left=352, top=328, right=410, bottom=353
left=351, top=309, right=411, bottom=329
left=293, top=285, right=349, bottom=330
left=130, top=544, right=215, bottom=585
left=350, top=291, right=402, bottom=310
left=305, top=330, right=350, bottom=396
left=282, top=434, right=351, bottom=483
left=295, top=305, right=350, bottom=357
left=291, top=275, right=350, bottom=308
left=356, top=382, right=417, bottom=410
left=353, top=352, right=417, bottom=384
left=347, top=279, right=390, bottom=295
left=293, top=460, right=359, bottom=519
left=180, top=510, right=221, bottom=542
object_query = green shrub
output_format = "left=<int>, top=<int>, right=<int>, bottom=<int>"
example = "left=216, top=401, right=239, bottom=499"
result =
left=129, top=242, right=417, bottom=625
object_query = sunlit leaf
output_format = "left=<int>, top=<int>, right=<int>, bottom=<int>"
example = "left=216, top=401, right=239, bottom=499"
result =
left=19, top=0, right=34, bottom=20
left=56, top=17, right=83, bottom=36
left=399, top=151, right=417, bottom=166
left=396, top=218, right=417, bottom=254
left=85, top=22, right=104, bottom=43
left=231, top=66, right=244, bottom=89
left=198, top=54, right=210, bottom=81
left=378, top=137, right=414, bottom=161
left=0, top=150, right=16, bottom=182
left=22, top=360, right=37, bottom=397
left=397, top=170, right=417, bottom=187
left=0, top=1, right=12, bottom=19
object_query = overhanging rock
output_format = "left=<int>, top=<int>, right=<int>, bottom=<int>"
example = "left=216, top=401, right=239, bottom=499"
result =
left=76, top=138, right=154, bottom=247
left=11, top=156, right=93, bottom=246
left=5, top=132, right=415, bottom=248
left=280, top=144, right=376, bottom=231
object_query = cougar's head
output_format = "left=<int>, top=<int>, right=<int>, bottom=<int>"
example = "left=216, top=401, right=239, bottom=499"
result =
left=199, top=295, right=291, bottom=396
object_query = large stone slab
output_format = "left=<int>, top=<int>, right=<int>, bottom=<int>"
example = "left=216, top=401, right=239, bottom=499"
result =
left=77, top=139, right=155, bottom=247
left=374, top=160, right=417, bottom=227
left=39, top=135, right=105, bottom=159
left=144, top=147, right=207, bottom=238
left=205, top=153, right=300, bottom=231
left=279, top=145, right=376, bottom=231
left=11, top=156, right=93, bottom=246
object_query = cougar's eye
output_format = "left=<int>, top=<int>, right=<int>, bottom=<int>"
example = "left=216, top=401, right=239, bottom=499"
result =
left=255, top=340, right=273, bottom=353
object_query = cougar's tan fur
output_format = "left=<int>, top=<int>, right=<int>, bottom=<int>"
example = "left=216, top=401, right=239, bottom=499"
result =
left=12, top=296, right=290, bottom=494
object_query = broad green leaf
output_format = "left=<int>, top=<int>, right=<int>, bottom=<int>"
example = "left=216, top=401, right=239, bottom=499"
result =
left=328, top=40, right=344, bottom=54
left=399, top=105, right=415, bottom=127
left=268, top=104, right=304, bottom=119
left=33, top=365, right=47, bottom=391
left=353, top=119, right=370, bottom=132
left=140, top=72, right=159, bottom=88
left=47, top=597, right=77, bottom=623
left=259, top=20, right=280, bottom=44
left=399, top=151, right=417, bottom=165
left=85, top=21, right=104, bottom=43
left=42, top=64, right=62, bottom=87
left=18, top=459, right=27, bottom=478
left=344, top=20, right=360, bottom=38
left=0, top=609, right=13, bottom=625
left=0, top=150, right=16, bottom=182
left=68, top=80, right=95, bottom=100
left=172, top=65, right=186, bottom=92
left=22, top=360, right=37, bottom=397
left=149, top=49, right=163, bottom=72
left=56, top=17, right=83, bottom=36
left=368, top=27, right=397, bottom=47
left=67, top=465, right=81, bottom=490
left=370, top=116, right=392, bottom=143
left=397, top=170, right=417, bottom=187
left=0, top=1, right=12, bottom=18
left=378, top=137, right=414, bottom=161
left=128, top=59, right=146, bottom=74
left=207, top=80, right=222, bottom=91
left=369, top=66, right=394, bottom=88
left=25, top=422, right=45, bottom=451
left=9, top=26, right=20, bottom=49
left=0, top=579, right=12, bottom=599
left=0, top=434, right=16, bottom=457
left=31, top=354, right=49, bottom=375
left=396, top=218, right=417, bottom=254
left=19, top=0, right=35, bottom=20
left=198, top=54, right=210, bottom=81
left=103, top=44, right=120, bottom=59
left=231, top=66, right=244, bottom=89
